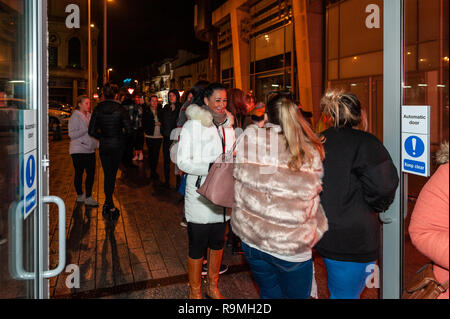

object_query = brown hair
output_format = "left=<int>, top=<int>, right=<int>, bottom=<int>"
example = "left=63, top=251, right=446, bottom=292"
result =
left=76, top=95, right=89, bottom=110
left=227, top=88, right=247, bottom=117
left=267, top=94, right=325, bottom=171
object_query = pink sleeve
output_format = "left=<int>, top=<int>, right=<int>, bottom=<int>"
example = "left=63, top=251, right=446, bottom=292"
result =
left=409, top=164, right=449, bottom=270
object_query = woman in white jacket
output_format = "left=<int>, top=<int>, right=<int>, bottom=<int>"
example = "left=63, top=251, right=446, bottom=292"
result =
left=177, top=83, right=235, bottom=299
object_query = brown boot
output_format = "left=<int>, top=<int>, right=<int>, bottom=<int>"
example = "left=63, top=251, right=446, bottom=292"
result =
left=205, top=249, right=226, bottom=299
left=187, top=257, right=203, bottom=299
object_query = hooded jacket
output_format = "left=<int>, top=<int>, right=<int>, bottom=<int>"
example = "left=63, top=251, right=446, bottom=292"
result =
left=409, top=142, right=449, bottom=299
left=69, top=110, right=98, bottom=154
left=88, top=100, right=133, bottom=151
left=176, top=104, right=235, bottom=224
left=231, top=124, right=328, bottom=257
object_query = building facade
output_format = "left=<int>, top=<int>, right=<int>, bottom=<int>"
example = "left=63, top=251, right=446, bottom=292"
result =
left=197, top=0, right=448, bottom=149
left=47, top=0, right=99, bottom=107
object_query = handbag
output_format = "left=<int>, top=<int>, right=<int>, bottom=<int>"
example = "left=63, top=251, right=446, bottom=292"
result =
left=196, top=126, right=236, bottom=208
left=402, top=263, right=449, bottom=299
left=196, top=152, right=234, bottom=208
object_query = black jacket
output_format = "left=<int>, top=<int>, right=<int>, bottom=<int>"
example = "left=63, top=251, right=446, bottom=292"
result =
left=315, top=127, right=399, bottom=262
left=88, top=100, right=133, bottom=150
left=160, top=103, right=181, bottom=138
left=142, top=105, right=163, bottom=136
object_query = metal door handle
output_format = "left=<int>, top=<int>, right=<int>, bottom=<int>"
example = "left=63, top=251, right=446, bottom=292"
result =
left=42, top=196, right=66, bottom=278
left=379, top=211, right=393, bottom=224
left=9, top=200, right=34, bottom=280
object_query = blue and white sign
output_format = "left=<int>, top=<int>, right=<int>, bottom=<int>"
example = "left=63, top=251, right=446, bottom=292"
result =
left=24, top=150, right=37, bottom=219
left=20, top=110, right=38, bottom=219
left=402, top=106, right=430, bottom=177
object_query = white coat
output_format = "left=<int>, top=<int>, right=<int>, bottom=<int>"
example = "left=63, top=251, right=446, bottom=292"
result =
left=176, top=104, right=235, bottom=224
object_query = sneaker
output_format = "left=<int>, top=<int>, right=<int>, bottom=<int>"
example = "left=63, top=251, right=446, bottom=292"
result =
left=76, top=194, right=86, bottom=202
left=85, top=197, right=99, bottom=207
left=202, top=262, right=228, bottom=276
left=132, top=155, right=139, bottom=161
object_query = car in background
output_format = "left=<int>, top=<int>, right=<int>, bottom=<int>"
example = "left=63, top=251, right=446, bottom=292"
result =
left=48, top=102, right=71, bottom=140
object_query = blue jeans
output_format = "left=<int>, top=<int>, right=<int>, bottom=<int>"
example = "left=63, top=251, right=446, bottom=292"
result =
left=323, top=258, right=377, bottom=299
left=242, top=242, right=312, bottom=299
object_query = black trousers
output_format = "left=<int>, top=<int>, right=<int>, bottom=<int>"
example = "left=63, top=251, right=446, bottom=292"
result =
left=99, top=148, right=124, bottom=208
left=71, top=153, right=96, bottom=198
left=187, top=222, right=227, bottom=259
left=146, top=137, right=162, bottom=177
left=162, top=136, right=172, bottom=184
left=123, top=131, right=136, bottom=165
left=134, top=128, right=145, bottom=151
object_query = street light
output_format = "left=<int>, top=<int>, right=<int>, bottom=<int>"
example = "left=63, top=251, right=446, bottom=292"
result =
left=103, top=0, right=114, bottom=85
left=107, top=68, right=113, bottom=82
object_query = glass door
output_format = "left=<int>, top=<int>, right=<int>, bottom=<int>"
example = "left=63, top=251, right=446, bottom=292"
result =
left=0, top=0, right=65, bottom=299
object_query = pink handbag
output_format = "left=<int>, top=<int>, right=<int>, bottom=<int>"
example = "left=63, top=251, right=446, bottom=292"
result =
left=197, top=126, right=235, bottom=208
left=196, top=153, right=234, bottom=208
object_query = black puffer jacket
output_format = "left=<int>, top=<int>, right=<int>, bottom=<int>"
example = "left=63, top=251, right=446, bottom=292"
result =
left=315, top=127, right=399, bottom=263
left=88, top=100, right=132, bottom=150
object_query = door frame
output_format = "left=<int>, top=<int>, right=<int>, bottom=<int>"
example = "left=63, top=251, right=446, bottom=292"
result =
left=381, top=0, right=404, bottom=299
left=37, top=0, right=49, bottom=299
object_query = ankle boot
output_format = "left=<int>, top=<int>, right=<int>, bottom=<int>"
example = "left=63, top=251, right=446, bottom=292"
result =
left=205, top=249, right=226, bottom=299
left=187, top=257, right=204, bottom=299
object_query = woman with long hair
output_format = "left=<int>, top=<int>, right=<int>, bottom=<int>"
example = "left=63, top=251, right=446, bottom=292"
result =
left=69, top=95, right=99, bottom=207
left=315, top=89, right=399, bottom=299
left=231, top=94, right=328, bottom=299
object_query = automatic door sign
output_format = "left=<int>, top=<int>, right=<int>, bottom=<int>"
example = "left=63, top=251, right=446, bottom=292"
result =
left=402, top=133, right=429, bottom=177
left=24, top=150, right=37, bottom=219
left=402, top=106, right=430, bottom=177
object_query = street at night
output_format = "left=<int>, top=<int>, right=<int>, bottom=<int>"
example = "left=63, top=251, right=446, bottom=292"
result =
left=0, top=0, right=448, bottom=310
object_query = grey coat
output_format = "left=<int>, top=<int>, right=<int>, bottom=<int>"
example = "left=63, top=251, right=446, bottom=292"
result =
left=69, top=110, right=99, bottom=154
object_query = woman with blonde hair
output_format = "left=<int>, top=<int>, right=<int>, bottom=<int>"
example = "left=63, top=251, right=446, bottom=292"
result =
left=231, top=93, right=328, bottom=299
left=69, top=95, right=99, bottom=206
left=315, top=89, right=399, bottom=299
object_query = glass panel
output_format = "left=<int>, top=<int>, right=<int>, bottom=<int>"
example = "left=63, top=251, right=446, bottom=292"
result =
left=403, top=0, right=449, bottom=292
left=0, top=0, right=38, bottom=299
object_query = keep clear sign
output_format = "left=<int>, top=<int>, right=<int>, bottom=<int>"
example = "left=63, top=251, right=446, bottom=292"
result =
left=21, top=110, right=38, bottom=219
left=401, top=106, right=430, bottom=177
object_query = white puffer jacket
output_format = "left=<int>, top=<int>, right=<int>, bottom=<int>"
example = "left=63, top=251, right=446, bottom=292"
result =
left=176, top=104, right=235, bottom=224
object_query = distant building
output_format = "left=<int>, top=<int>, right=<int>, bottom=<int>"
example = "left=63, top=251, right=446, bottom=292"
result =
left=48, top=0, right=99, bottom=107
left=172, top=50, right=209, bottom=92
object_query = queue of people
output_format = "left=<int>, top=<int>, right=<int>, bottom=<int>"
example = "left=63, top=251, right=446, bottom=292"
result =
left=66, top=80, right=447, bottom=300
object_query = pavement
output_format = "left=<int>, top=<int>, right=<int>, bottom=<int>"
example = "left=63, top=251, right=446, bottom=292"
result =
left=48, top=135, right=429, bottom=299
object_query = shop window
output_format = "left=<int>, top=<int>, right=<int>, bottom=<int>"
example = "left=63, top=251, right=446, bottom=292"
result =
left=68, top=37, right=81, bottom=69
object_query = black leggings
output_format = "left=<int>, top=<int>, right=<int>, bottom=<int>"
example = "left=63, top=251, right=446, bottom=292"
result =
left=162, top=137, right=172, bottom=184
left=71, top=153, right=96, bottom=198
left=146, top=138, right=162, bottom=176
left=99, top=148, right=124, bottom=208
left=187, top=222, right=227, bottom=259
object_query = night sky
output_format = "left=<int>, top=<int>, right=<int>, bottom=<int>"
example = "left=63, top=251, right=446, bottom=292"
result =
left=104, top=0, right=209, bottom=83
